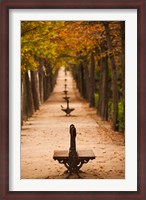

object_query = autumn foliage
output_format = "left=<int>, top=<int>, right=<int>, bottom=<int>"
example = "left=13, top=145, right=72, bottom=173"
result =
left=21, top=21, right=125, bottom=132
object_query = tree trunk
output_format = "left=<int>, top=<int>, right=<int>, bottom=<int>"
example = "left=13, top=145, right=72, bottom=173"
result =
left=100, top=43, right=109, bottom=121
left=31, top=70, right=40, bottom=111
left=21, top=75, right=27, bottom=122
left=83, top=56, right=89, bottom=100
left=120, top=21, right=125, bottom=106
left=89, top=52, right=95, bottom=107
left=39, top=66, right=44, bottom=103
left=97, top=53, right=108, bottom=120
left=104, top=22, right=119, bottom=131
left=43, top=73, right=47, bottom=101
left=24, top=71, right=34, bottom=118
left=97, top=58, right=103, bottom=115
left=77, top=63, right=83, bottom=95
left=80, top=63, right=85, bottom=98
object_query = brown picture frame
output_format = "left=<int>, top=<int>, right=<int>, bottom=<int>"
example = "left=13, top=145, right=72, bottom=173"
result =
left=0, top=0, right=145, bottom=199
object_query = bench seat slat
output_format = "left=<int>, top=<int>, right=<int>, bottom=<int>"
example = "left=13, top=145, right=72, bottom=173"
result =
left=53, top=150, right=69, bottom=158
left=53, top=149, right=95, bottom=160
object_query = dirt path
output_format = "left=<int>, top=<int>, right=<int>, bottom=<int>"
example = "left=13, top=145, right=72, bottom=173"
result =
left=21, top=67, right=125, bottom=179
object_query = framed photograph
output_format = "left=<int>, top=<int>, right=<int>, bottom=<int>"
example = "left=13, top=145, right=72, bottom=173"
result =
left=0, top=0, right=145, bottom=199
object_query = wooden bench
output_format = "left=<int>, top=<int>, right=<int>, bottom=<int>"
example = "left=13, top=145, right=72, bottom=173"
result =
left=63, top=90, right=68, bottom=98
left=63, top=96, right=70, bottom=101
left=61, top=98, right=75, bottom=116
left=64, top=84, right=67, bottom=90
left=53, top=124, right=95, bottom=178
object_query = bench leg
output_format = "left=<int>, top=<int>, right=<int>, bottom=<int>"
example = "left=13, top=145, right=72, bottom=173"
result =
left=65, top=172, right=72, bottom=179
left=76, top=171, right=82, bottom=179
left=65, top=171, right=82, bottom=179
left=55, top=158, right=91, bottom=179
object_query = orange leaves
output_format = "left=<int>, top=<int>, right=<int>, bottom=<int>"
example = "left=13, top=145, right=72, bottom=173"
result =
left=21, top=21, right=124, bottom=73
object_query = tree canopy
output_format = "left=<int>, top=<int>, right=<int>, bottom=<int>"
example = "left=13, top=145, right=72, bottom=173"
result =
left=21, top=21, right=124, bottom=73
left=21, top=21, right=125, bottom=132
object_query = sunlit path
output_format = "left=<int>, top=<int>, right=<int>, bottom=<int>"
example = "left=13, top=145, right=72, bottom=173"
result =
left=21, top=67, right=125, bottom=179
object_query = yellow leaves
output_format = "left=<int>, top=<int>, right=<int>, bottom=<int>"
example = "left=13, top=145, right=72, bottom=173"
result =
left=21, top=48, right=39, bottom=73
left=21, top=21, right=124, bottom=73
